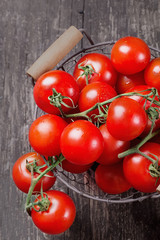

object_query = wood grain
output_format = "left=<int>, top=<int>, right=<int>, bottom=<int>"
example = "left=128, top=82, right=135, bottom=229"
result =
left=1, top=0, right=160, bottom=239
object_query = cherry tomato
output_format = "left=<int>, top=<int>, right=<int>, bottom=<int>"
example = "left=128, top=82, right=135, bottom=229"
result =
left=31, top=190, right=76, bottom=234
left=144, top=58, right=160, bottom=91
left=73, top=53, right=117, bottom=91
left=78, top=82, right=117, bottom=119
left=115, top=71, right=145, bottom=94
left=97, top=124, right=130, bottom=165
left=61, top=159, right=92, bottom=173
left=33, top=70, right=79, bottom=114
left=12, top=152, right=56, bottom=194
left=95, top=162, right=131, bottom=194
left=29, top=114, right=68, bottom=156
left=107, top=97, right=147, bottom=141
left=111, top=36, right=150, bottom=75
left=123, top=142, right=160, bottom=193
left=60, top=120, right=104, bottom=165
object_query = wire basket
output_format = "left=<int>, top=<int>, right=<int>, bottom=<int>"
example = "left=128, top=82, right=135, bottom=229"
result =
left=34, top=38, right=160, bottom=203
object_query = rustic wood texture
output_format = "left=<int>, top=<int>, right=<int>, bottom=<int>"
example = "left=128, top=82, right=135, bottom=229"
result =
left=1, top=0, right=160, bottom=239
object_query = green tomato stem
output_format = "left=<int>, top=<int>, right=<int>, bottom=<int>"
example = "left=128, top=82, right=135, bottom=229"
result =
left=65, top=88, right=159, bottom=119
left=118, top=129, right=160, bottom=160
left=25, top=156, right=64, bottom=213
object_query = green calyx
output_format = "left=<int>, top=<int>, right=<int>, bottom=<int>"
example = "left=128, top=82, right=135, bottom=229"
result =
left=149, top=161, right=160, bottom=178
left=78, top=63, right=97, bottom=85
left=48, top=88, right=76, bottom=116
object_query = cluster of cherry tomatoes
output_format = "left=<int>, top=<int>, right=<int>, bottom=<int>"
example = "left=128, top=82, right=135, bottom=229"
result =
left=12, top=36, right=160, bottom=235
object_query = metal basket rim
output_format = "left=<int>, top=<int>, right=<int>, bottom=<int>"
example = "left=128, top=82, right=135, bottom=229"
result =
left=35, top=41, right=160, bottom=203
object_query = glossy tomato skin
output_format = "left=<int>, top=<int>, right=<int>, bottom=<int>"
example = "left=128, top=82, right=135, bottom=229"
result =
left=107, top=97, right=147, bottom=141
left=78, top=82, right=117, bottom=118
left=73, top=53, right=117, bottom=91
left=31, top=190, right=76, bottom=234
left=29, top=114, right=68, bottom=156
left=115, top=71, right=145, bottom=94
left=61, top=159, right=92, bottom=173
left=95, top=162, right=131, bottom=194
left=33, top=70, right=79, bottom=114
left=12, top=152, right=56, bottom=194
left=97, top=124, right=130, bottom=165
left=111, top=36, right=150, bottom=75
left=123, top=142, right=160, bottom=193
left=144, top=58, right=160, bottom=91
left=60, top=120, right=104, bottom=165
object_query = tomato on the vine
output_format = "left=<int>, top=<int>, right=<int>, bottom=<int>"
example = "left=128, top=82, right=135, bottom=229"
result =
left=107, top=97, right=147, bottom=141
left=78, top=82, right=117, bottom=118
left=31, top=190, right=76, bottom=234
left=115, top=71, right=145, bottom=94
left=29, top=114, right=67, bottom=156
left=33, top=70, right=80, bottom=114
left=123, top=142, right=160, bottom=193
left=144, top=57, right=160, bottom=91
left=111, top=36, right=150, bottom=75
left=97, top=124, right=130, bottom=165
left=12, top=152, right=56, bottom=194
left=125, top=85, right=158, bottom=109
left=95, top=162, right=131, bottom=194
left=60, top=120, right=104, bottom=165
left=73, top=53, right=117, bottom=91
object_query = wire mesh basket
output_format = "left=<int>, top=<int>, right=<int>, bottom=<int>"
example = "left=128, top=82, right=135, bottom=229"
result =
left=32, top=28, right=160, bottom=203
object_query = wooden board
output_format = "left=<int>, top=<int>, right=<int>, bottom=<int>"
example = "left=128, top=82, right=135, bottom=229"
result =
left=1, top=0, right=160, bottom=239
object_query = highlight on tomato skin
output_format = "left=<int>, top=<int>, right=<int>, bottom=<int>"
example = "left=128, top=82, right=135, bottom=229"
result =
left=31, top=190, right=76, bottom=235
left=12, top=152, right=56, bottom=194
left=95, top=162, right=132, bottom=194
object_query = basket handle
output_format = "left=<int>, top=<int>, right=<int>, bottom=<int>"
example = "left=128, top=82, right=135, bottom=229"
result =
left=26, top=26, right=83, bottom=80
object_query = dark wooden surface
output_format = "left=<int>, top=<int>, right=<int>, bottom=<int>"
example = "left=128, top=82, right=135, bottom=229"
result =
left=1, top=0, right=160, bottom=239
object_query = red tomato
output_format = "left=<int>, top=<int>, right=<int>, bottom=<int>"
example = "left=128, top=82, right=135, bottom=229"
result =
left=61, top=159, right=92, bottom=173
left=107, top=97, right=147, bottom=141
left=31, top=190, right=76, bottom=234
left=29, top=114, right=67, bottom=156
left=97, top=124, right=130, bottom=165
left=144, top=58, right=160, bottom=91
left=123, top=142, right=160, bottom=193
left=115, top=71, right=145, bottom=94
left=111, top=36, right=150, bottom=75
left=95, top=162, right=131, bottom=194
left=12, top=152, right=56, bottom=194
left=33, top=70, right=79, bottom=114
left=60, top=120, right=104, bottom=165
left=73, top=53, right=117, bottom=91
left=78, top=82, right=117, bottom=119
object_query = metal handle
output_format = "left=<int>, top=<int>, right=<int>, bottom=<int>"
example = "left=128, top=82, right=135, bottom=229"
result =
left=26, top=26, right=83, bottom=80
